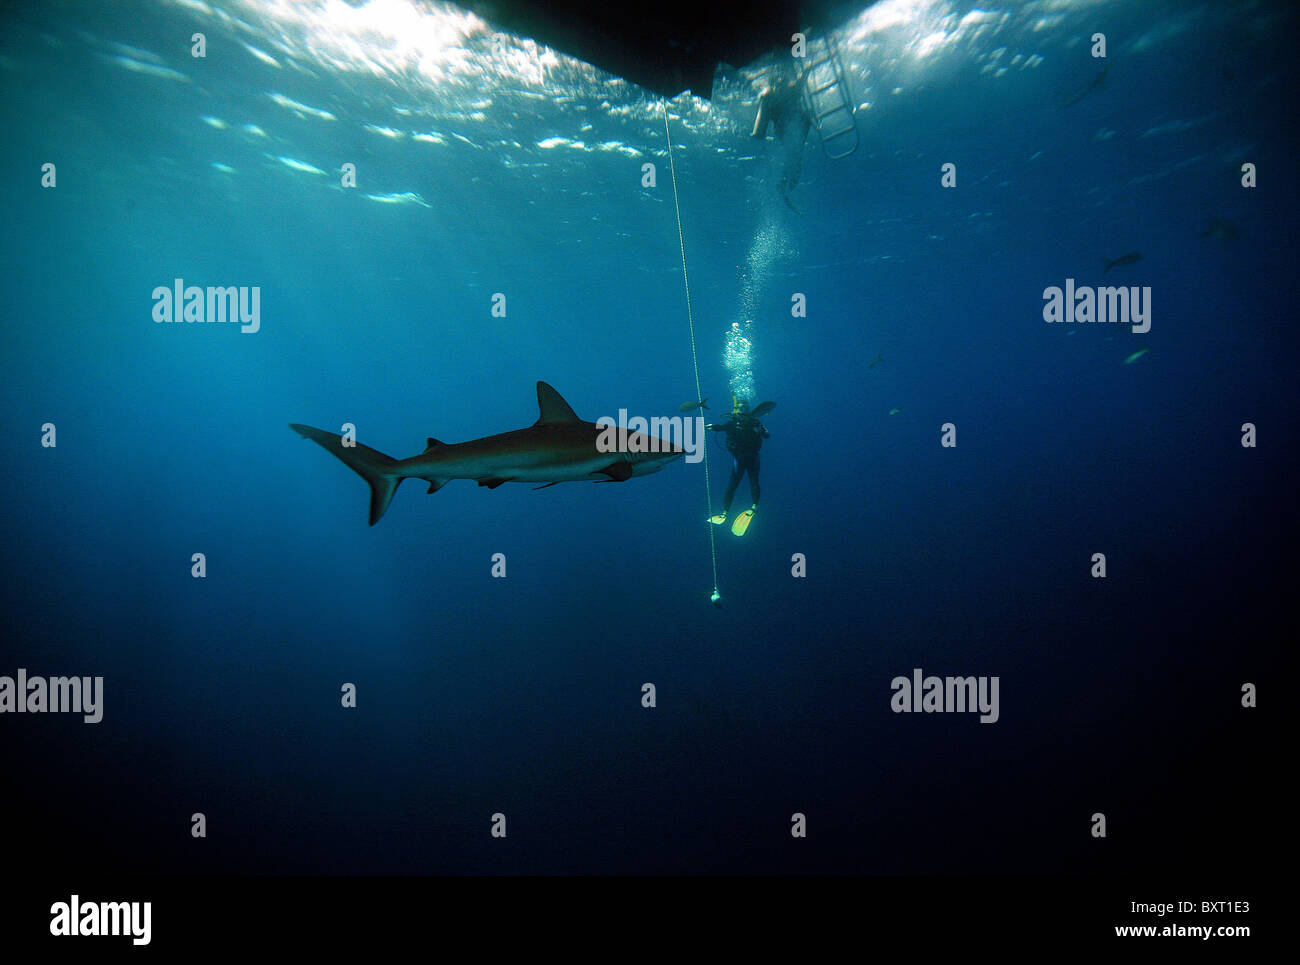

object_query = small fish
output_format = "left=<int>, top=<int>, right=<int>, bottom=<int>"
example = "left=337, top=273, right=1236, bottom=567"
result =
left=678, top=398, right=709, bottom=412
left=868, top=353, right=884, bottom=370
left=1199, top=216, right=1239, bottom=241
left=1061, top=65, right=1107, bottom=108
left=1123, top=349, right=1149, bottom=365
left=1104, top=251, right=1142, bottom=272
left=888, top=407, right=902, bottom=416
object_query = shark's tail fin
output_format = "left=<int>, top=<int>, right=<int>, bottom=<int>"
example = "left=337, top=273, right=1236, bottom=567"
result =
left=290, top=424, right=403, bottom=525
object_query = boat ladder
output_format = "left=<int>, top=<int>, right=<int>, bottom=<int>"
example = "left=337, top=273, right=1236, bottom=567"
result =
left=799, top=34, right=859, bottom=160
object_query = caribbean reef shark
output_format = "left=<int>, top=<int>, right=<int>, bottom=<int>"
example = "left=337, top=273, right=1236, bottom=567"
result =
left=291, top=381, right=684, bottom=525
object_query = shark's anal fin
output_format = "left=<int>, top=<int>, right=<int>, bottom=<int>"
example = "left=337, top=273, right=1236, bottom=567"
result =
left=597, top=461, right=634, bottom=482
left=426, top=480, right=448, bottom=494
left=478, top=477, right=512, bottom=489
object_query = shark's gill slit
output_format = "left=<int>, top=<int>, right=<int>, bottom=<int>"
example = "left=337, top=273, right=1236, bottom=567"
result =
left=663, top=100, right=721, bottom=608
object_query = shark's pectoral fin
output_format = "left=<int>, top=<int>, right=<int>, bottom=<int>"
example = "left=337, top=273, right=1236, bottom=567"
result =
left=477, top=477, right=512, bottom=489
left=596, top=461, right=634, bottom=482
left=426, top=479, right=449, bottom=494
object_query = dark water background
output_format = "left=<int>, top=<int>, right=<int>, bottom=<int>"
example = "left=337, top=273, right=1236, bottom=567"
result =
left=0, top=0, right=1292, bottom=874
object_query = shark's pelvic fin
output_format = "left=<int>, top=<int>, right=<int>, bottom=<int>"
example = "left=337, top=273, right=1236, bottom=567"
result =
left=477, top=477, right=512, bottom=488
left=597, top=461, right=634, bottom=482
left=289, top=424, right=403, bottom=526
left=535, top=381, right=581, bottom=424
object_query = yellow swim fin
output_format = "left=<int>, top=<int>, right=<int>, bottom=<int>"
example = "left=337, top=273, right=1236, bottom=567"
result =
left=709, top=513, right=728, bottom=526
left=730, top=506, right=756, bottom=537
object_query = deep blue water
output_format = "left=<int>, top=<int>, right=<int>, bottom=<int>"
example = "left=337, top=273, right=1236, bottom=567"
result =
left=1, top=0, right=1292, bottom=875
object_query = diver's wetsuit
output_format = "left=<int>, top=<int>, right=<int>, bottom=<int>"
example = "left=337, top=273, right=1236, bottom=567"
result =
left=709, top=414, right=769, bottom=514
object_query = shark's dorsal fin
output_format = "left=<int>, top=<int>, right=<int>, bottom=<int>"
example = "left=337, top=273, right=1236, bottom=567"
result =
left=535, top=382, right=581, bottom=424
left=425, top=437, right=444, bottom=451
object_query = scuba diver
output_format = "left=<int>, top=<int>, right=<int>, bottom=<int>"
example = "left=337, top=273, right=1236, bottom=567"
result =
left=751, top=56, right=812, bottom=211
left=707, top=396, right=776, bottom=537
